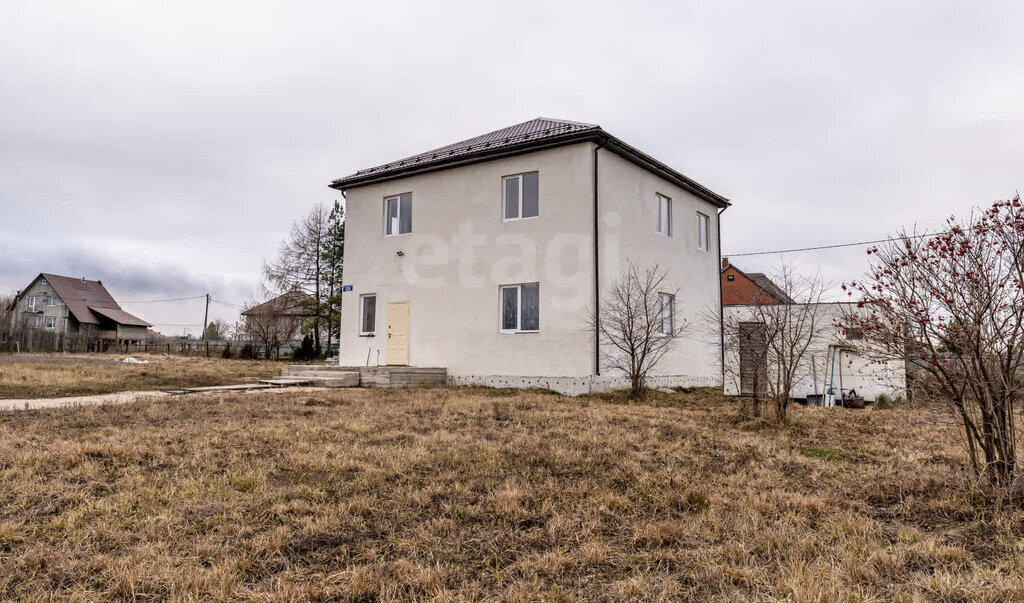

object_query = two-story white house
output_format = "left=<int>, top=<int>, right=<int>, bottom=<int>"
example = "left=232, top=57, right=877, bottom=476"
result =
left=329, top=118, right=730, bottom=394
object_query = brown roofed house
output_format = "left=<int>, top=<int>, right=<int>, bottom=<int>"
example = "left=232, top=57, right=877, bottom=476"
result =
left=240, top=291, right=314, bottom=343
left=6, top=273, right=151, bottom=350
left=721, top=259, right=795, bottom=305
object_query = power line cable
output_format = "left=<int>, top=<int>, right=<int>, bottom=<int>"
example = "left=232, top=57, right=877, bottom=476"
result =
left=725, top=230, right=950, bottom=258
left=148, top=322, right=204, bottom=327
left=116, top=294, right=207, bottom=304
left=210, top=298, right=243, bottom=310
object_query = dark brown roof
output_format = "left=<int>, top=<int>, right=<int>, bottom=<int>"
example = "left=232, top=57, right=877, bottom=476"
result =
left=746, top=273, right=796, bottom=305
left=37, top=273, right=151, bottom=326
left=88, top=306, right=151, bottom=327
left=330, top=117, right=729, bottom=207
left=241, top=291, right=315, bottom=317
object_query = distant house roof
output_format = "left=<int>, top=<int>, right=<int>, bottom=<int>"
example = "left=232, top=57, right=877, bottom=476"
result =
left=34, top=273, right=151, bottom=326
left=241, top=291, right=314, bottom=318
left=721, top=261, right=796, bottom=305
left=330, top=117, right=730, bottom=207
left=746, top=272, right=795, bottom=305
left=88, top=306, right=151, bottom=327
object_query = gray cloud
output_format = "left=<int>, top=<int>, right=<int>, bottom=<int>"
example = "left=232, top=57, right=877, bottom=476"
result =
left=2, top=1, right=1023, bottom=333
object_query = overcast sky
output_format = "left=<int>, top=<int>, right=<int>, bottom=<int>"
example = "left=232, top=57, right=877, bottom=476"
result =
left=2, top=1, right=1022, bottom=335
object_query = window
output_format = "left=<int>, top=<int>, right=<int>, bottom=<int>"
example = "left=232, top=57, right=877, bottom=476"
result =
left=384, top=193, right=412, bottom=235
left=360, top=294, right=377, bottom=335
left=656, top=194, right=672, bottom=236
left=697, top=212, right=710, bottom=251
left=27, top=316, right=42, bottom=329
left=46, top=296, right=56, bottom=306
left=500, top=283, right=539, bottom=333
left=846, top=328, right=864, bottom=341
left=27, top=296, right=37, bottom=312
left=658, top=293, right=675, bottom=335
left=727, top=274, right=735, bottom=281
left=45, top=316, right=56, bottom=329
left=503, top=172, right=539, bottom=220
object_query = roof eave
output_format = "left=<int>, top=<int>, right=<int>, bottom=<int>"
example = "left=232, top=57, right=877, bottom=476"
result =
left=329, top=129, right=605, bottom=191
left=329, top=129, right=730, bottom=209
left=601, top=137, right=731, bottom=208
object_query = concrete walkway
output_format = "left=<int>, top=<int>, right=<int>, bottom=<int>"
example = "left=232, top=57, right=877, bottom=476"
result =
left=0, top=390, right=170, bottom=411
left=0, top=385, right=330, bottom=411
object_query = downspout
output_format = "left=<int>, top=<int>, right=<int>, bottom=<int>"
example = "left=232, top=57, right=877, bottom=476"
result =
left=593, top=139, right=607, bottom=377
left=717, top=206, right=728, bottom=387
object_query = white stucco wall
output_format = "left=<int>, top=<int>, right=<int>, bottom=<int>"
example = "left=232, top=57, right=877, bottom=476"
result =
left=337, top=141, right=724, bottom=392
left=596, top=151, right=723, bottom=385
left=722, top=302, right=906, bottom=403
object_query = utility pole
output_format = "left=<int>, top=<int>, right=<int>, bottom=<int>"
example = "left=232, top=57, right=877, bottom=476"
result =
left=202, top=293, right=210, bottom=342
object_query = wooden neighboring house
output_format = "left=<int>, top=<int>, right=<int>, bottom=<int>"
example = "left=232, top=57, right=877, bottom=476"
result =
left=6, top=273, right=151, bottom=351
left=241, top=291, right=314, bottom=347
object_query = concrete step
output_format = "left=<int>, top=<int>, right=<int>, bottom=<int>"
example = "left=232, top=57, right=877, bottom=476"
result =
left=306, top=374, right=359, bottom=388
left=280, top=370, right=359, bottom=379
left=259, top=378, right=313, bottom=386
left=282, top=365, right=351, bottom=376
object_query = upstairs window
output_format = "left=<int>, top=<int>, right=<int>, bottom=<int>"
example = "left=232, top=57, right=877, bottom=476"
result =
left=656, top=194, right=672, bottom=236
left=697, top=212, right=710, bottom=251
left=500, top=283, right=539, bottom=333
left=503, top=172, right=539, bottom=220
left=27, top=296, right=37, bottom=312
left=658, top=293, right=675, bottom=335
left=360, top=294, right=377, bottom=335
left=47, top=296, right=56, bottom=306
left=385, top=193, right=412, bottom=235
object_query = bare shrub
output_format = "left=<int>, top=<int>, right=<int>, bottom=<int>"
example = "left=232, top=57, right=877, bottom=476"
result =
left=587, top=264, right=689, bottom=400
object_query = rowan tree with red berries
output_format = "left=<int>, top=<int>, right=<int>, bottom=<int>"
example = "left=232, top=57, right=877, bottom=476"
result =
left=841, top=197, right=1024, bottom=495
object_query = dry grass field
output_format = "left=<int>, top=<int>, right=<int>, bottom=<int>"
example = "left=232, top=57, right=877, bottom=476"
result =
left=1, top=386, right=1023, bottom=601
left=0, top=354, right=282, bottom=399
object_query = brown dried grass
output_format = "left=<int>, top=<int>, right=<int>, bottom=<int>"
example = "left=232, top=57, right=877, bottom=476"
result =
left=1, top=387, right=1022, bottom=600
left=0, top=354, right=280, bottom=398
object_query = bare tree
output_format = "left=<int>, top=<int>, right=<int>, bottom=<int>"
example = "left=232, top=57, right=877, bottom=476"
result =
left=841, top=197, right=1024, bottom=493
left=588, top=264, right=688, bottom=400
left=0, top=293, right=13, bottom=338
left=240, top=300, right=303, bottom=359
left=202, top=318, right=230, bottom=341
left=721, top=263, right=829, bottom=422
left=263, top=202, right=339, bottom=357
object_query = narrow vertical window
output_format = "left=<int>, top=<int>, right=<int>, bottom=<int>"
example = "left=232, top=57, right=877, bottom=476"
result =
left=500, top=283, right=540, bottom=332
left=697, top=212, right=710, bottom=251
left=504, top=176, right=520, bottom=220
left=658, top=293, right=675, bottom=335
left=503, top=172, right=539, bottom=220
left=521, top=172, right=539, bottom=218
left=385, top=194, right=412, bottom=235
left=656, top=194, right=672, bottom=236
left=27, top=296, right=37, bottom=312
left=360, top=294, right=377, bottom=335
left=501, top=286, right=518, bottom=330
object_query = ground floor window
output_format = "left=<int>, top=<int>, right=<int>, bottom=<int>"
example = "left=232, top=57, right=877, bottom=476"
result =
left=500, top=283, right=539, bottom=333
left=45, top=316, right=56, bottom=329
left=658, top=293, right=675, bottom=335
left=360, top=294, right=376, bottom=335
